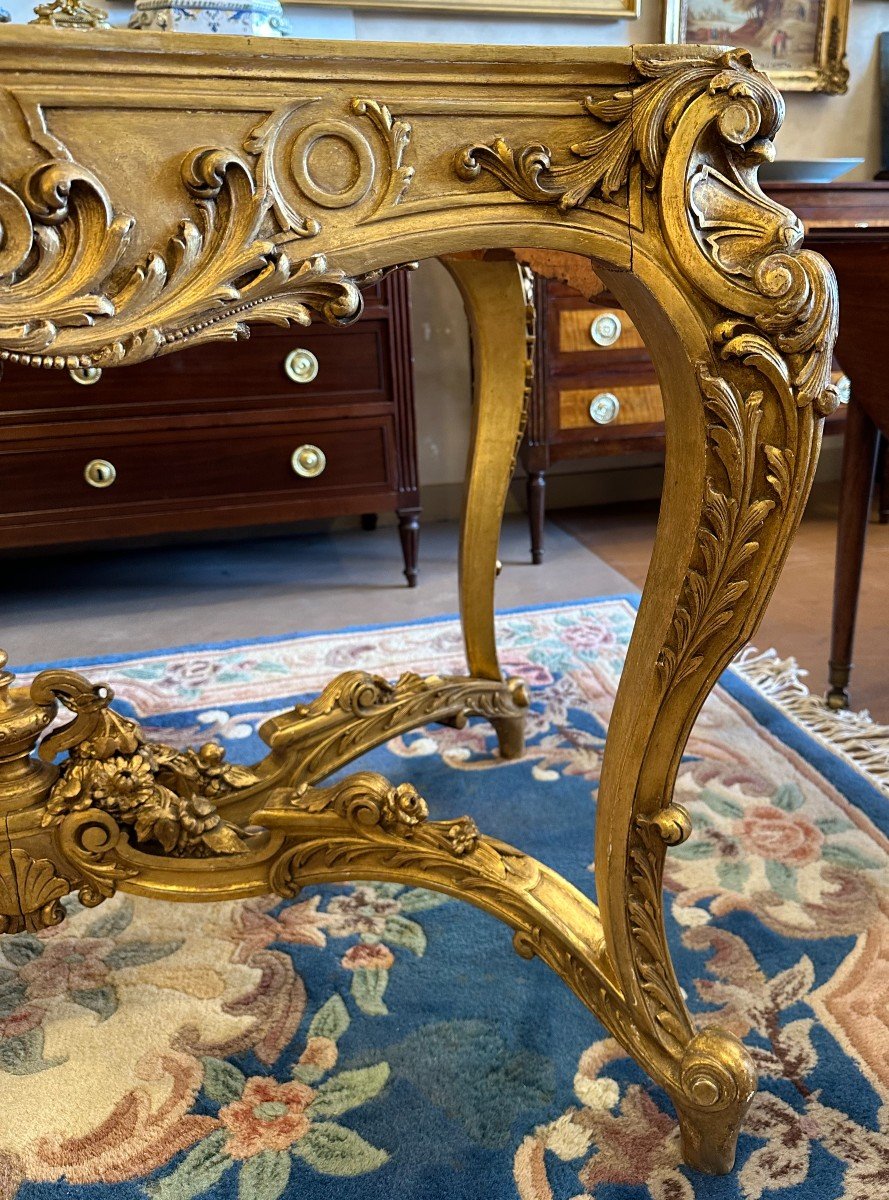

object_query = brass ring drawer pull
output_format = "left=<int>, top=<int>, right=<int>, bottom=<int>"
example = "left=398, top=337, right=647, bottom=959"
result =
left=284, top=348, right=319, bottom=384
left=70, top=366, right=102, bottom=386
left=588, top=392, right=620, bottom=425
left=589, top=313, right=622, bottom=347
left=84, top=458, right=117, bottom=488
left=291, top=444, right=326, bottom=478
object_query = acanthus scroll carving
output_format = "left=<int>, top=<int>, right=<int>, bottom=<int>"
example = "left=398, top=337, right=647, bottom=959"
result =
left=0, top=91, right=415, bottom=371
left=456, top=47, right=839, bottom=420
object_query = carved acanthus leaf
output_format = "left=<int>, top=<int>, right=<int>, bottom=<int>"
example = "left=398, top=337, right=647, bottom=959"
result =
left=0, top=848, right=68, bottom=934
left=351, top=99, right=415, bottom=209
left=626, top=811, right=695, bottom=1052
left=0, top=139, right=362, bottom=370
left=456, top=49, right=780, bottom=211
left=455, top=48, right=838, bottom=418
left=260, top=668, right=529, bottom=786
left=657, top=365, right=778, bottom=687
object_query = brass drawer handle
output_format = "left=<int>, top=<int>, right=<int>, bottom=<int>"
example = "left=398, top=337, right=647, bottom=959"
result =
left=84, top=458, right=116, bottom=488
left=70, top=366, right=102, bottom=386
left=284, top=348, right=319, bottom=384
left=589, top=313, right=622, bottom=347
left=291, top=444, right=326, bottom=478
left=588, top=392, right=620, bottom=425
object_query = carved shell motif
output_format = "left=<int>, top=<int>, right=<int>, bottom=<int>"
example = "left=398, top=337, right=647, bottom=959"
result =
left=0, top=848, right=68, bottom=934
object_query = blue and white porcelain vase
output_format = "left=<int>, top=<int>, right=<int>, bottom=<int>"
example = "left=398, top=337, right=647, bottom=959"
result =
left=130, top=0, right=290, bottom=37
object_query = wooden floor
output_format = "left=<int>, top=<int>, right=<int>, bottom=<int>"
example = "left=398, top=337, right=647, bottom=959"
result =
left=555, top=482, right=889, bottom=724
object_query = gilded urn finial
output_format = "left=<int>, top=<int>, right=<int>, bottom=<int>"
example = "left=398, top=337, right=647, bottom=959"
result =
left=31, top=0, right=110, bottom=29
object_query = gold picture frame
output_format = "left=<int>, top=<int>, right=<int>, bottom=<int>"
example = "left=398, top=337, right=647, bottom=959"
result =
left=664, top=0, right=849, bottom=92
left=299, top=0, right=639, bottom=17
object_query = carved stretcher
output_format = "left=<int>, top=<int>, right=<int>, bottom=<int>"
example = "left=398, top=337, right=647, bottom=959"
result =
left=0, top=23, right=838, bottom=1175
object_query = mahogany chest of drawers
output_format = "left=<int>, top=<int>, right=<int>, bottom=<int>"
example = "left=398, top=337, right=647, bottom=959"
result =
left=0, top=272, right=420, bottom=584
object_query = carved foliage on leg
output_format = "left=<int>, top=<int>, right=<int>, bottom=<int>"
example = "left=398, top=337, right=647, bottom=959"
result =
left=657, top=365, right=787, bottom=688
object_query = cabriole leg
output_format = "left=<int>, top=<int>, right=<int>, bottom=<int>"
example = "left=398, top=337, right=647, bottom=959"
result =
left=442, top=256, right=533, bottom=759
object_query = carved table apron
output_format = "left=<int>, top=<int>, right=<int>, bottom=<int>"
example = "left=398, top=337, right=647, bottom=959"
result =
left=0, top=27, right=839, bottom=1176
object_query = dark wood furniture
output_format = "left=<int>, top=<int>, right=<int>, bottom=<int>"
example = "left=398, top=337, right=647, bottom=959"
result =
left=768, top=183, right=889, bottom=708
left=520, top=256, right=845, bottom=565
left=0, top=272, right=421, bottom=585
left=522, top=268, right=664, bottom=563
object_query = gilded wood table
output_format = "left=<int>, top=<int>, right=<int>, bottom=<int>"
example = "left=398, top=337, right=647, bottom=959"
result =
left=0, top=21, right=839, bottom=1176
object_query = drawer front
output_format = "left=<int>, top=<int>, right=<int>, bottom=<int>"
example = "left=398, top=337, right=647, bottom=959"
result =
left=0, top=322, right=392, bottom=427
left=558, top=382, right=664, bottom=432
left=0, top=418, right=395, bottom=517
left=558, top=305, right=646, bottom=356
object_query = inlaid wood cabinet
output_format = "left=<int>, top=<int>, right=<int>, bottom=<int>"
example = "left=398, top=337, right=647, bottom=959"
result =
left=0, top=272, right=421, bottom=584
left=521, top=271, right=847, bottom=563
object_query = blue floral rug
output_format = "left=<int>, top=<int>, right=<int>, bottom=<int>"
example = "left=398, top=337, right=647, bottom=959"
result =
left=4, top=598, right=889, bottom=1200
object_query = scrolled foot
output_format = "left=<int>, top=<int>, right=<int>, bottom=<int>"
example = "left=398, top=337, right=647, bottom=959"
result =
left=491, top=715, right=525, bottom=759
left=673, top=1027, right=757, bottom=1174
left=492, top=679, right=530, bottom=759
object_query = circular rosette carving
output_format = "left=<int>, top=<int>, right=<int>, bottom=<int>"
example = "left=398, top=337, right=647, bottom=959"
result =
left=291, top=120, right=376, bottom=210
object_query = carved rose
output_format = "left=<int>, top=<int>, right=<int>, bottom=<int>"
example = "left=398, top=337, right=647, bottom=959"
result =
left=381, top=783, right=428, bottom=829
left=219, top=1077, right=315, bottom=1159
left=735, top=804, right=824, bottom=867
left=447, top=818, right=479, bottom=856
left=21, top=937, right=112, bottom=999
left=341, top=943, right=395, bottom=971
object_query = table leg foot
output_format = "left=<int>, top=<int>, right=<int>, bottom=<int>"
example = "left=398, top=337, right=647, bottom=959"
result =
left=490, top=713, right=525, bottom=759
left=673, top=1029, right=757, bottom=1175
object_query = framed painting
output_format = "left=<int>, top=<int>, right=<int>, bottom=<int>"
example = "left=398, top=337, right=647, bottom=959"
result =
left=664, top=0, right=850, bottom=91
left=299, top=0, right=639, bottom=17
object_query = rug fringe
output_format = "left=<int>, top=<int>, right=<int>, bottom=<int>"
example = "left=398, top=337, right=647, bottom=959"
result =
left=732, top=647, right=889, bottom=797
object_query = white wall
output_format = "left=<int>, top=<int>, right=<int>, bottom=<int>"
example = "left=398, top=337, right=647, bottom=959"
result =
left=6, top=0, right=881, bottom=507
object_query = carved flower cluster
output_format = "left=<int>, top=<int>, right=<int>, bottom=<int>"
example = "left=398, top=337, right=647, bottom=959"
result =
left=43, top=713, right=255, bottom=857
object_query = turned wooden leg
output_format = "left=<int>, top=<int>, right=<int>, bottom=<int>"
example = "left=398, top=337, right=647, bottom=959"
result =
left=527, top=469, right=545, bottom=564
left=827, top=396, right=879, bottom=709
left=876, top=435, right=889, bottom=524
left=442, top=256, right=531, bottom=759
left=396, top=507, right=420, bottom=587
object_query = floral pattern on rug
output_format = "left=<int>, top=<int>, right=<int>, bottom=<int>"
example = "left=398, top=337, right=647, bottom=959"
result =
left=7, top=599, right=889, bottom=1200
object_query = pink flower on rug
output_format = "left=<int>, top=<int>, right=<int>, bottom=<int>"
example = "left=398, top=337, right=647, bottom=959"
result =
left=736, top=804, right=824, bottom=867
left=219, top=1077, right=315, bottom=1159
left=562, top=622, right=616, bottom=654
left=0, top=1005, right=45, bottom=1040
left=341, top=944, right=394, bottom=971
left=324, top=887, right=401, bottom=937
left=21, top=938, right=112, bottom=999
left=164, top=658, right=221, bottom=688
